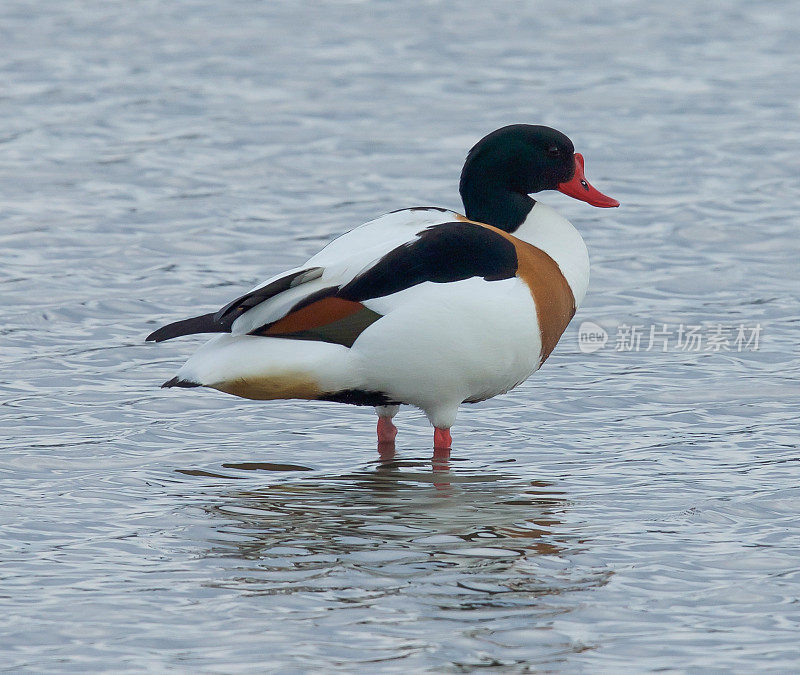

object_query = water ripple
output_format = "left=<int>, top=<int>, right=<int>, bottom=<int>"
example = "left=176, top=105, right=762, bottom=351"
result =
left=2, top=0, right=799, bottom=670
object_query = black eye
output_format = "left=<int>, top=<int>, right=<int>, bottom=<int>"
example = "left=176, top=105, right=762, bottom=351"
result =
left=547, top=146, right=560, bottom=157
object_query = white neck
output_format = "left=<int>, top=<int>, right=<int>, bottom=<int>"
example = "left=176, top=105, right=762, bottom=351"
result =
left=512, top=201, right=590, bottom=307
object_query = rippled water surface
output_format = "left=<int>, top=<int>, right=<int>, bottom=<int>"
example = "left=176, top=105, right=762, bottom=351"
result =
left=2, top=0, right=799, bottom=671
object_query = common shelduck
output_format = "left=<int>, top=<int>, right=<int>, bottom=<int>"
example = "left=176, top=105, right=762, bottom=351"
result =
left=147, top=125, right=618, bottom=452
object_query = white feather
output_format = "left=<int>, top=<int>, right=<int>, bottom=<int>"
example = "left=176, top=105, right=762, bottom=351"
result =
left=168, top=204, right=588, bottom=428
left=177, top=334, right=357, bottom=394
left=513, top=201, right=590, bottom=305
left=230, top=209, right=457, bottom=335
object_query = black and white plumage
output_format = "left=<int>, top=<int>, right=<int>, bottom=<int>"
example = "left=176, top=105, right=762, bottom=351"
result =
left=147, top=125, right=618, bottom=448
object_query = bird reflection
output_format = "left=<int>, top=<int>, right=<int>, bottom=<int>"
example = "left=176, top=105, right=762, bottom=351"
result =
left=374, top=442, right=451, bottom=488
left=195, top=451, right=570, bottom=566
left=177, top=449, right=614, bottom=664
left=376, top=440, right=397, bottom=462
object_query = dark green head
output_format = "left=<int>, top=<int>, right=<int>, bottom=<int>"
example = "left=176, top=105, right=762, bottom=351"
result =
left=459, top=124, right=618, bottom=231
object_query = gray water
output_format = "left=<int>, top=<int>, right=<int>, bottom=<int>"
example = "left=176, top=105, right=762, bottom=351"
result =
left=2, top=0, right=799, bottom=671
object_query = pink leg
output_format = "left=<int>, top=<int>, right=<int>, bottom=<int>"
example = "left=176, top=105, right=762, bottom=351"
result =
left=433, top=446, right=450, bottom=463
left=433, top=427, right=451, bottom=450
left=432, top=432, right=451, bottom=487
left=377, top=416, right=398, bottom=444
left=378, top=442, right=396, bottom=462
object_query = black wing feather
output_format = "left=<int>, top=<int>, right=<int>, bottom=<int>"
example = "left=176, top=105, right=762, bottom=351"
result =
left=145, top=313, right=225, bottom=342
left=146, top=222, right=514, bottom=344
left=339, top=222, right=517, bottom=302
left=213, top=267, right=323, bottom=325
left=145, top=267, right=323, bottom=342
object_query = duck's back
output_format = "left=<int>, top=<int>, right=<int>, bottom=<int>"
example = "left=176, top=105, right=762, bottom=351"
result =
left=159, top=203, right=588, bottom=429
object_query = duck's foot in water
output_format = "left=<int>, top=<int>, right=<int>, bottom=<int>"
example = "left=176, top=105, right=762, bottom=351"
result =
left=432, top=443, right=451, bottom=486
left=433, top=445, right=450, bottom=462
left=377, top=440, right=396, bottom=461
left=377, top=416, right=398, bottom=444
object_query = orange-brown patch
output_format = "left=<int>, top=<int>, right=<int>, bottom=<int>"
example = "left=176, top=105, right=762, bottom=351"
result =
left=211, top=373, right=321, bottom=401
left=512, top=240, right=575, bottom=362
left=265, top=297, right=366, bottom=335
left=455, top=212, right=575, bottom=363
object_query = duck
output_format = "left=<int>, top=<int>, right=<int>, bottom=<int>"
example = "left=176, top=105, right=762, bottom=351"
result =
left=146, top=124, right=618, bottom=453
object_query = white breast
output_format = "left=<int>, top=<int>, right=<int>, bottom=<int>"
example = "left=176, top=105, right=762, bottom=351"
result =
left=512, top=201, right=590, bottom=307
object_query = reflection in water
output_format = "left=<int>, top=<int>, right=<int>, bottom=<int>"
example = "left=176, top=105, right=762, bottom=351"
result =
left=182, top=455, right=611, bottom=666
left=191, top=454, right=610, bottom=657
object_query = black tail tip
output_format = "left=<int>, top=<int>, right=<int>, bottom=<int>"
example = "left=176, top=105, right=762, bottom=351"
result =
left=161, top=376, right=201, bottom=389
